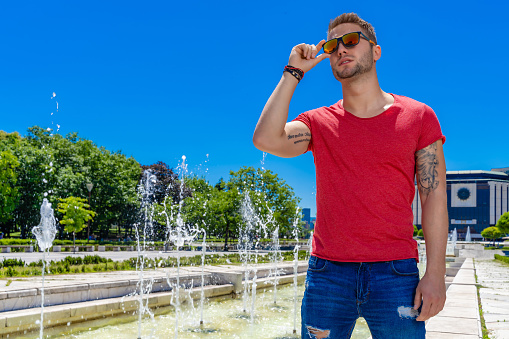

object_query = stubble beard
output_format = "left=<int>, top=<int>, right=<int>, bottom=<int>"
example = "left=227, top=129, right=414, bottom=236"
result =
left=332, top=49, right=374, bottom=81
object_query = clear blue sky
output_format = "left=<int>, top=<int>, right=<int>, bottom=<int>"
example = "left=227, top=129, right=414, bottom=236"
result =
left=1, top=0, right=508, bottom=217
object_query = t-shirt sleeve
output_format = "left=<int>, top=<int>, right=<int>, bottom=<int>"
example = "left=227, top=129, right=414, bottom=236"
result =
left=417, top=105, right=446, bottom=151
left=292, top=111, right=313, bottom=153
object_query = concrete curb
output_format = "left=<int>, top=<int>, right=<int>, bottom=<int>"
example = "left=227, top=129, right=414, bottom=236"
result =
left=426, top=258, right=482, bottom=338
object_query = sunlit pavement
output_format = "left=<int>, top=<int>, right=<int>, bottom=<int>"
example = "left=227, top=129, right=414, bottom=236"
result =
left=475, top=259, right=509, bottom=339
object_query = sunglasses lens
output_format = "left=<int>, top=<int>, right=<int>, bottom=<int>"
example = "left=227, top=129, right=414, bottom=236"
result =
left=323, top=39, right=338, bottom=54
left=342, top=32, right=360, bottom=47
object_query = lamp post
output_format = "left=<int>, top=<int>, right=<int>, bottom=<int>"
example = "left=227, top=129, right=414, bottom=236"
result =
left=86, top=182, right=94, bottom=244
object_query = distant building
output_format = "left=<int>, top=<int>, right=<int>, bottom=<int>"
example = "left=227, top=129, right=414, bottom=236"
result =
left=310, top=217, right=316, bottom=229
left=302, top=208, right=311, bottom=229
left=492, top=167, right=509, bottom=174
left=412, top=169, right=509, bottom=239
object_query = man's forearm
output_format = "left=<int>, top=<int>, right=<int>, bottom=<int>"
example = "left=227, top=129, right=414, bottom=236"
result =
left=421, top=190, right=448, bottom=276
left=253, top=73, right=298, bottom=151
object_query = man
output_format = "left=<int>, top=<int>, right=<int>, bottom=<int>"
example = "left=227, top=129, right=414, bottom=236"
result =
left=253, top=13, right=448, bottom=338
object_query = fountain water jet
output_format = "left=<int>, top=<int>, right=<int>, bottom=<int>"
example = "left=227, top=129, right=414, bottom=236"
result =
left=291, top=207, right=301, bottom=335
left=465, top=226, right=471, bottom=242
left=161, top=155, right=200, bottom=338
left=32, top=198, right=57, bottom=339
left=135, top=169, right=157, bottom=339
left=199, top=229, right=206, bottom=325
left=269, top=226, right=282, bottom=304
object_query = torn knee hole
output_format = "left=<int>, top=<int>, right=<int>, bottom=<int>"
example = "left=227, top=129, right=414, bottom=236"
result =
left=306, top=325, right=331, bottom=338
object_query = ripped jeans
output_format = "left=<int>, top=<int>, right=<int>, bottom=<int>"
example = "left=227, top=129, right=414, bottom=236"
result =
left=301, top=256, right=425, bottom=339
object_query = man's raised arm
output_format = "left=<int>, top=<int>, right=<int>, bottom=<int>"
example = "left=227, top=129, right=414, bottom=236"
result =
left=253, top=40, right=330, bottom=158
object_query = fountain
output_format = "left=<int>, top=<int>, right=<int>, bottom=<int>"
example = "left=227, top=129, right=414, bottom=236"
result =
left=19, top=153, right=375, bottom=338
left=465, top=226, right=471, bottom=242
left=291, top=208, right=301, bottom=335
left=134, top=169, right=158, bottom=339
left=268, top=226, right=282, bottom=305
left=32, top=198, right=57, bottom=339
left=161, top=155, right=200, bottom=338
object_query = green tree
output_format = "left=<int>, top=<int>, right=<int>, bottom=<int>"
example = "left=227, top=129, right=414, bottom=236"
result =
left=141, top=161, right=191, bottom=205
left=495, top=212, right=509, bottom=235
left=413, top=225, right=418, bottom=236
left=181, top=177, right=242, bottom=250
left=57, top=197, right=96, bottom=249
left=227, top=166, right=302, bottom=238
left=0, top=150, right=20, bottom=235
left=417, top=229, right=424, bottom=237
left=1, top=128, right=50, bottom=238
left=1, top=126, right=141, bottom=240
left=481, top=226, right=503, bottom=246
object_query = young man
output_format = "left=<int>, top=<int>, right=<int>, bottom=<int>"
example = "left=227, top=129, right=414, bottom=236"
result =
left=253, top=13, right=448, bottom=338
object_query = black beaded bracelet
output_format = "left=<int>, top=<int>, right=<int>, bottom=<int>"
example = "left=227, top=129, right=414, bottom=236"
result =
left=284, top=65, right=304, bottom=82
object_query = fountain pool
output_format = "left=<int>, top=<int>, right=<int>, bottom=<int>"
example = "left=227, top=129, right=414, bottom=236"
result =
left=21, top=283, right=372, bottom=339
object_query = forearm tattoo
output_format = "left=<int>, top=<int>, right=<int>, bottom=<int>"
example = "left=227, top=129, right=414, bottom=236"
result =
left=288, top=132, right=311, bottom=145
left=415, top=142, right=439, bottom=195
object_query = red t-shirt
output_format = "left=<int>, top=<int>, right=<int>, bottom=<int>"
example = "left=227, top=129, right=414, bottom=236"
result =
left=293, top=94, right=445, bottom=262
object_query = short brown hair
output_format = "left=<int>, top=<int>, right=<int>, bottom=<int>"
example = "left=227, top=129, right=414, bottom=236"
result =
left=328, top=13, right=377, bottom=45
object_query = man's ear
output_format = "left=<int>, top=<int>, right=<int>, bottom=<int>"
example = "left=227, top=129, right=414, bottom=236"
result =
left=373, top=45, right=382, bottom=62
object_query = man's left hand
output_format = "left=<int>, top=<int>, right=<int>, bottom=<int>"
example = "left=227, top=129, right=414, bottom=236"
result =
left=413, top=272, right=446, bottom=321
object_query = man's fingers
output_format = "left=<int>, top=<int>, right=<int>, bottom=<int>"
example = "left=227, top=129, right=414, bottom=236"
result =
left=316, top=39, right=327, bottom=52
left=315, top=53, right=331, bottom=62
left=416, top=300, right=431, bottom=321
left=413, top=289, right=422, bottom=310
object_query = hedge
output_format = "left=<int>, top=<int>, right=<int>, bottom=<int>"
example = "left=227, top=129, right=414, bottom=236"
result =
left=494, top=254, right=509, bottom=264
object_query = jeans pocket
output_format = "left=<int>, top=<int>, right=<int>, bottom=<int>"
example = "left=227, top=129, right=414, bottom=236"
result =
left=390, top=259, right=419, bottom=276
left=308, top=255, right=328, bottom=272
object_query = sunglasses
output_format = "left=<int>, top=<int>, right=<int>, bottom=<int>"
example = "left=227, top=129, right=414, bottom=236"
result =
left=323, top=31, right=376, bottom=54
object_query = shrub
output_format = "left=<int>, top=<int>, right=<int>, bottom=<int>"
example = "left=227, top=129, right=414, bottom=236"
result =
left=83, top=255, right=107, bottom=265
left=5, top=267, right=16, bottom=277
left=1, top=258, right=25, bottom=268
left=495, top=254, right=509, bottom=264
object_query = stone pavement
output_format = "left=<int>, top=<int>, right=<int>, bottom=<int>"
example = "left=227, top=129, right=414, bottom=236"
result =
left=475, top=258, right=509, bottom=339
left=426, top=258, right=481, bottom=338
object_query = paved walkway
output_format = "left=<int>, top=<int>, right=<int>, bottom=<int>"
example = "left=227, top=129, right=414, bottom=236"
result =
left=426, top=258, right=481, bottom=338
left=475, top=258, right=509, bottom=339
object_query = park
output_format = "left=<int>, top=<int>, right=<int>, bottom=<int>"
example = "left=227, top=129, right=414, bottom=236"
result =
left=1, top=1, right=509, bottom=338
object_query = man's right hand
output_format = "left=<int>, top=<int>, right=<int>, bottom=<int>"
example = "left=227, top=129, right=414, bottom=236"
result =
left=288, top=40, right=331, bottom=73
left=253, top=40, right=329, bottom=158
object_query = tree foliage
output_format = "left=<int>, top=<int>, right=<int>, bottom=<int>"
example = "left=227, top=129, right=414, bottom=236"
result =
left=495, top=212, right=509, bottom=235
left=0, top=127, right=141, bottom=239
left=481, top=226, right=503, bottom=245
left=0, top=128, right=305, bottom=245
left=178, top=167, right=302, bottom=249
left=57, top=196, right=96, bottom=247
left=141, top=161, right=191, bottom=204
left=0, top=150, right=20, bottom=227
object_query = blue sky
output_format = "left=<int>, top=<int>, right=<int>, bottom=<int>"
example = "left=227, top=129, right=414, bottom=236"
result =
left=1, top=0, right=508, bottom=217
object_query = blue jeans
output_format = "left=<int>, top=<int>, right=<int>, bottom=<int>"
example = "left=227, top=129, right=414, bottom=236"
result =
left=301, top=256, right=425, bottom=339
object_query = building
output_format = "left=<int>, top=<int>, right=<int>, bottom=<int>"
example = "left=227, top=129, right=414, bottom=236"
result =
left=412, top=169, right=509, bottom=238
left=310, top=217, right=316, bottom=229
left=302, top=208, right=311, bottom=229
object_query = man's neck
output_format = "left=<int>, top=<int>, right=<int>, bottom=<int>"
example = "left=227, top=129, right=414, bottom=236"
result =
left=341, top=73, right=394, bottom=118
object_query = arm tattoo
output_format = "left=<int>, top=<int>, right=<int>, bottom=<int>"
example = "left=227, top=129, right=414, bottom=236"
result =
left=415, top=142, right=439, bottom=196
left=288, top=132, right=311, bottom=145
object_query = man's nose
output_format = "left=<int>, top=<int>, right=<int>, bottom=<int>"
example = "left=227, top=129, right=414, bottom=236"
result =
left=336, top=42, right=349, bottom=55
